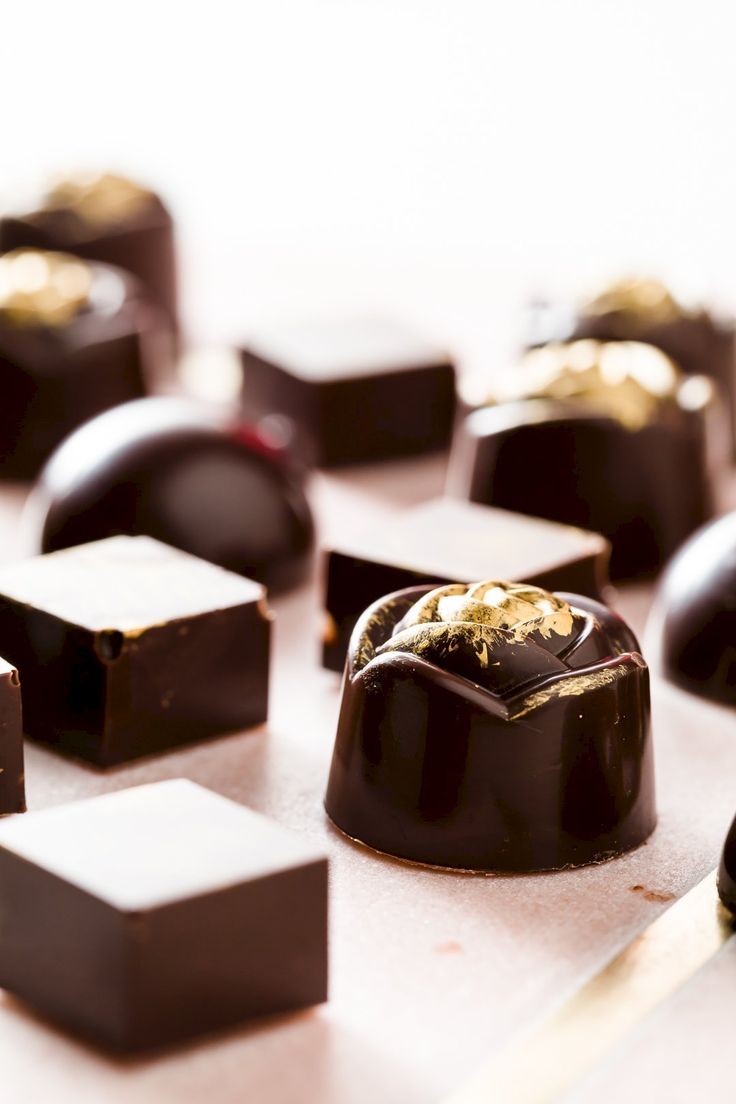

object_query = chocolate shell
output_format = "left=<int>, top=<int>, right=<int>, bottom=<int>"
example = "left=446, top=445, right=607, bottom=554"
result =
left=652, top=512, right=736, bottom=704
left=0, top=173, right=178, bottom=336
left=717, top=811, right=736, bottom=916
left=25, top=398, right=314, bottom=592
left=325, top=580, right=655, bottom=872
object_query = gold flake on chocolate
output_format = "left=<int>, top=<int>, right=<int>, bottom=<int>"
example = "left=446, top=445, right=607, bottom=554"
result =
left=583, top=277, right=684, bottom=327
left=515, top=339, right=680, bottom=430
left=375, top=580, right=576, bottom=669
left=0, top=249, right=92, bottom=327
left=44, top=173, right=153, bottom=228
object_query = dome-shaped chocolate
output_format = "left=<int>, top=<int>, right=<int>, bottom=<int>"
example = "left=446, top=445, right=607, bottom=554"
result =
left=325, top=580, right=655, bottom=872
left=26, top=398, right=314, bottom=592
left=653, top=512, right=736, bottom=704
left=717, top=812, right=736, bottom=916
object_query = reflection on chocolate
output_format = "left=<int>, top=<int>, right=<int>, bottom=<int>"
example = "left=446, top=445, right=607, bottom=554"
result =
left=321, top=497, right=611, bottom=673
left=0, top=252, right=158, bottom=479
left=241, top=316, right=456, bottom=466
left=717, top=811, right=736, bottom=917
left=448, top=339, right=713, bottom=580
left=27, top=398, right=315, bottom=592
left=325, top=580, right=655, bottom=872
left=653, top=512, right=736, bottom=704
left=0, top=173, right=177, bottom=334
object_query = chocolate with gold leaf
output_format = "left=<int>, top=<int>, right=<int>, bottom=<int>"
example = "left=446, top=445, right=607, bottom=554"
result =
left=0, top=249, right=160, bottom=479
left=325, top=579, right=655, bottom=872
left=448, top=339, right=714, bottom=580
left=0, top=173, right=177, bottom=335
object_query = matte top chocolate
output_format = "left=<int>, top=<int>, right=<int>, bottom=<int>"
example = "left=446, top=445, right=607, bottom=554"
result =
left=0, top=535, right=264, bottom=634
left=246, top=316, right=451, bottom=381
left=330, top=497, right=609, bottom=583
left=0, top=779, right=325, bottom=912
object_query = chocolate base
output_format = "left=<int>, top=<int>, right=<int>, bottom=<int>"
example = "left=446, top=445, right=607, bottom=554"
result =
left=0, top=658, right=25, bottom=814
left=718, top=811, right=736, bottom=916
left=448, top=399, right=712, bottom=580
left=325, top=586, right=655, bottom=873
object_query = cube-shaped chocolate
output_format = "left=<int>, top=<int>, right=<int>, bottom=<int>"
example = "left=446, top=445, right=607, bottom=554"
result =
left=322, top=497, right=610, bottom=671
left=0, top=780, right=328, bottom=1051
left=0, top=536, right=270, bottom=766
left=0, top=657, right=24, bottom=814
left=241, top=316, right=456, bottom=466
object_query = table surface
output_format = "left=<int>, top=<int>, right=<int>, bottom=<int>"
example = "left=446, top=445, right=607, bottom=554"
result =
left=0, top=454, right=734, bottom=1104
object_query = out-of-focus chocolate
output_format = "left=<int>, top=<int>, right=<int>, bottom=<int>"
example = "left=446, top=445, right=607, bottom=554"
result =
left=652, top=512, right=736, bottom=705
left=0, top=249, right=160, bottom=479
left=325, top=580, right=655, bottom=872
left=0, top=536, right=270, bottom=767
left=27, top=397, right=314, bottom=592
left=0, top=780, right=328, bottom=1051
left=448, top=340, right=714, bottom=580
left=321, top=497, right=611, bottom=672
left=0, top=173, right=178, bottom=335
left=526, top=277, right=736, bottom=448
left=717, top=811, right=736, bottom=916
left=240, top=316, right=456, bottom=466
left=0, top=657, right=25, bottom=815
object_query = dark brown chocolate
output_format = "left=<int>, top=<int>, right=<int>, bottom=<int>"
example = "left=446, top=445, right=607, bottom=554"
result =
left=0, top=780, right=328, bottom=1051
left=449, top=340, right=713, bottom=580
left=0, top=657, right=25, bottom=814
left=717, top=810, right=736, bottom=916
left=0, top=251, right=160, bottom=479
left=322, top=497, right=610, bottom=672
left=653, top=512, right=736, bottom=704
left=0, top=536, right=270, bottom=766
left=325, top=581, right=655, bottom=872
left=28, top=397, right=315, bottom=592
left=0, top=173, right=178, bottom=336
left=241, top=317, right=456, bottom=466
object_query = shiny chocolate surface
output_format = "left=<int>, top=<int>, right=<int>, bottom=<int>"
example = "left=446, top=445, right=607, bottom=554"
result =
left=325, top=581, right=655, bottom=872
left=28, top=398, right=314, bottom=592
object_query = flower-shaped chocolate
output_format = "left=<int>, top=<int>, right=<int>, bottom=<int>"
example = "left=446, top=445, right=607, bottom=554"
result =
left=0, top=249, right=92, bottom=327
left=327, top=580, right=656, bottom=872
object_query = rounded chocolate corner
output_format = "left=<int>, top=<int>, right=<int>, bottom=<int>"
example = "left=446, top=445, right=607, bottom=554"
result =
left=653, top=512, right=736, bottom=705
left=325, top=582, right=656, bottom=873
left=26, top=397, right=315, bottom=593
left=718, top=812, right=736, bottom=917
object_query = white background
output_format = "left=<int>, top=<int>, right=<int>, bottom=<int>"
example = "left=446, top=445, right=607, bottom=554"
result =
left=2, top=0, right=735, bottom=370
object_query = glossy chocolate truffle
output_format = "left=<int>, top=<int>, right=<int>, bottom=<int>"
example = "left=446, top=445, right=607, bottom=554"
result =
left=0, top=536, right=270, bottom=766
left=322, top=496, right=611, bottom=673
left=448, top=340, right=713, bottom=580
left=526, top=277, right=736, bottom=449
left=325, top=580, right=655, bottom=872
left=0, top=249, right=158, bottom=479
left=0, top=173, right=178, bottom=335
left=26, top=397, right=314, bottom=592
left=653, top=512, right=736, bottom=704
left=0, top=780, right=328, bottom=1051
left=717, top=811, right=736, bottom=916
left=0, top=657, right=25, bottom=815
left=241, top=316, right=456, bottom=466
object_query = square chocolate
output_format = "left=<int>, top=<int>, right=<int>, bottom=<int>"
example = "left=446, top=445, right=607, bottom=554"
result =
left=0, top=657, right=24, bottom=814
left=0, top=536, right=270, bottom=766
left=0, top=780, right=328, bottom=1051
left=322, top=497, right=610, bottom=671
left=241, top=316, right=456, bottom=466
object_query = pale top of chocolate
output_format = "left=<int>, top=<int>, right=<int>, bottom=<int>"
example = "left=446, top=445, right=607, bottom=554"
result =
left=42, top=172, right=154, bottom=228
left=0, top=536, right=265, bottom=634
left=246, top=316, right=450, bottom=380
left=0, top=780, right=325, bottom=911
left=0, top=248, right=92, bottom=327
